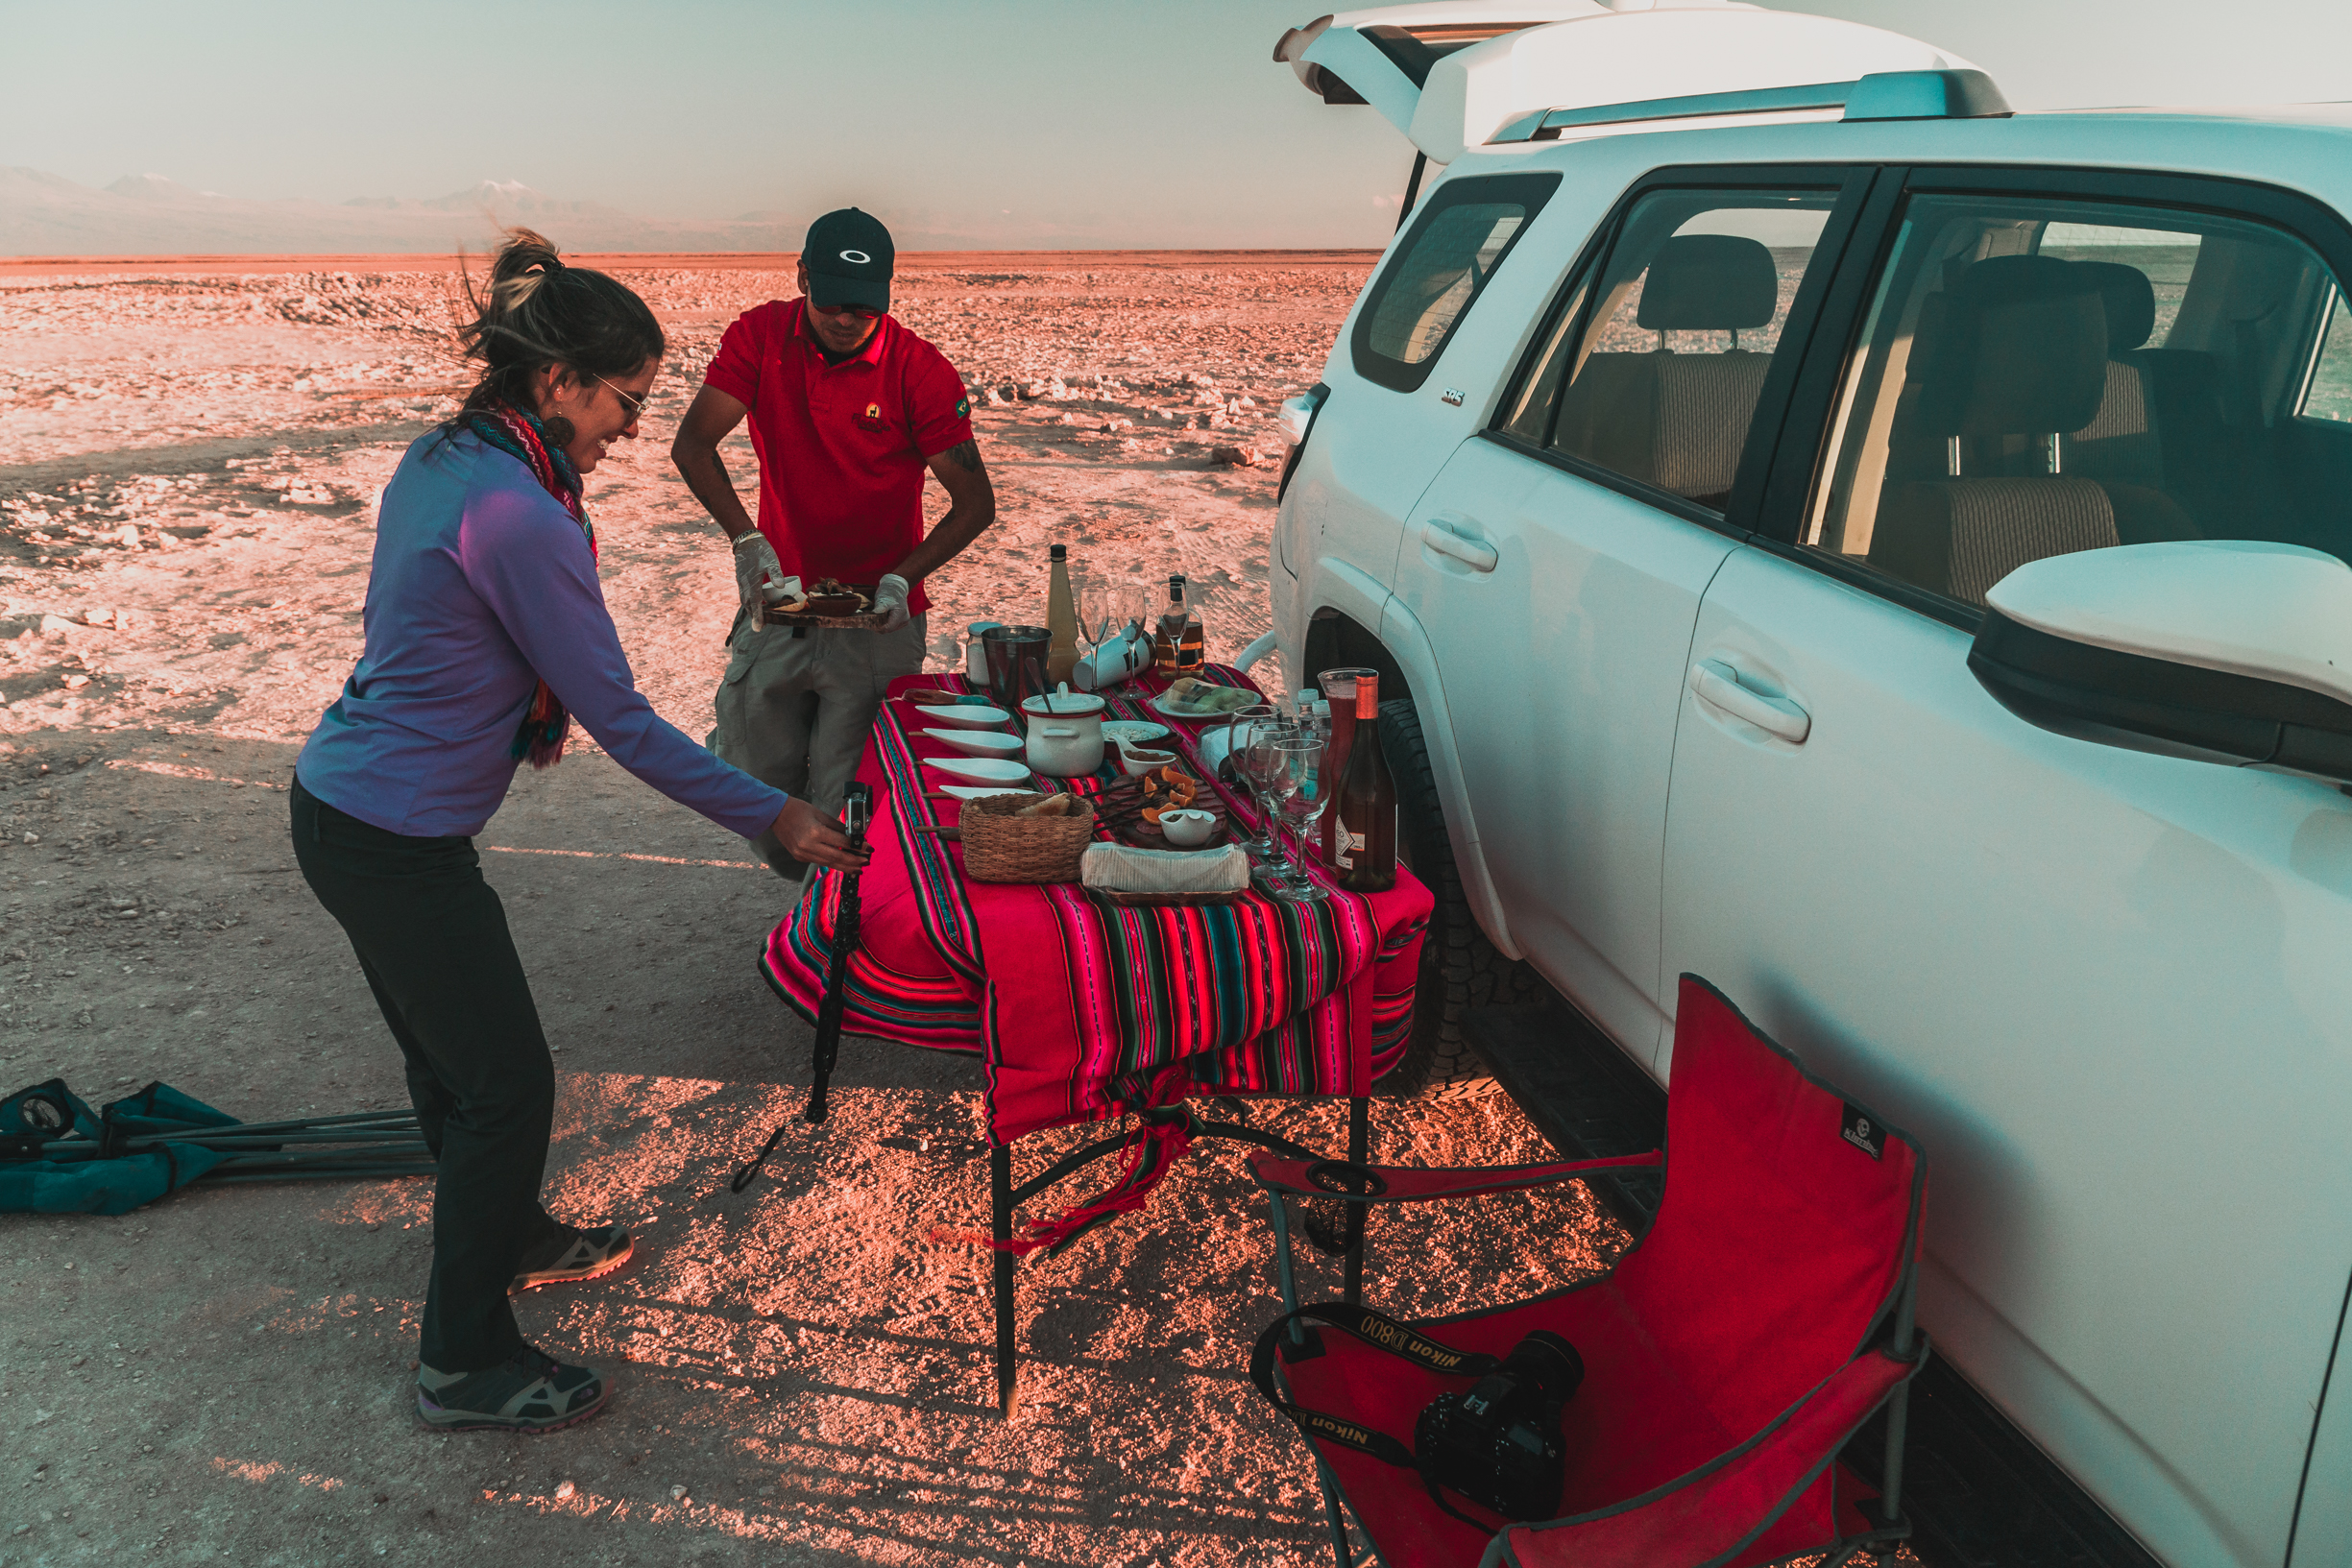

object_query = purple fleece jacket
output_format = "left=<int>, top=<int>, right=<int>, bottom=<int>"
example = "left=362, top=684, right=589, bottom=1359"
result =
left=296, top=428, right=786, bottom=838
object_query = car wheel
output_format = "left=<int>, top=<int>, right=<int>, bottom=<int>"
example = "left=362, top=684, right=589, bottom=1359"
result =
left=1378, top=696, right=1537, bottom=1099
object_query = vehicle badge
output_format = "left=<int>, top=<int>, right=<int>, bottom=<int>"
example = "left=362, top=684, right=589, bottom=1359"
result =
left=1840, top=1102, right=1884, bottom=1160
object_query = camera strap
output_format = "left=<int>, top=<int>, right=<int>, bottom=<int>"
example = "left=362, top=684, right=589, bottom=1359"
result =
left=1249, top=1302, right=1509, bottom=1536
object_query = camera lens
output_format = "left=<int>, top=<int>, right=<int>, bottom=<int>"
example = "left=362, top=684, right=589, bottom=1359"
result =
left=1502, top=1331, right=1586, bottom=1406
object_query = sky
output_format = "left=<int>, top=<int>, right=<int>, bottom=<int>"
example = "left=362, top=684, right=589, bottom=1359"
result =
left=4, top=0, right=2348, bottom=250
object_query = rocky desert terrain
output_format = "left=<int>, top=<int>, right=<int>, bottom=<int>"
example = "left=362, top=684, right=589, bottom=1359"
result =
left=0, top=253, right=1894, bottom=1567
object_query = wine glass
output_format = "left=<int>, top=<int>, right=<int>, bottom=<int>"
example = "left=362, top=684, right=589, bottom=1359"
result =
left=1271, top=731, right=1330, bottom=904
left=1226, top=705, right=1282, bottom=862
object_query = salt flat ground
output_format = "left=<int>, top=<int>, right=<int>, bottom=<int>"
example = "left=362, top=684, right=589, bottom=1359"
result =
left=0, top=257, right=1885, bottom=1567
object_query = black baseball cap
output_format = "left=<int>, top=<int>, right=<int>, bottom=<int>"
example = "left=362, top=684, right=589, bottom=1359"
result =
left=803, top=208, right=894, bottom=312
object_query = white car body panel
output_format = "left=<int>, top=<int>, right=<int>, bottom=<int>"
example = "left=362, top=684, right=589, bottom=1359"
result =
left=1269, top=52, right=2352, bottom=1563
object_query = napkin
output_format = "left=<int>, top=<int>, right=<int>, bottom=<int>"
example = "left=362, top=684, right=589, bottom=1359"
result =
left=1079, top=842, right=1251, bottom=894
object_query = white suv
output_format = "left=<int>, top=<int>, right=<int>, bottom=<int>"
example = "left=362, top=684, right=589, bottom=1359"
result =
left=1266, top=7, right=2352, bottom=1566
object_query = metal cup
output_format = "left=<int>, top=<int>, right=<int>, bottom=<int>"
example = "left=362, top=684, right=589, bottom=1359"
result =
left=982, top=624, right=1052, bottom=715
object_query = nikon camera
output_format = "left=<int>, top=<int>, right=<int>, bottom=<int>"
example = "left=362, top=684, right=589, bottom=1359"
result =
left=1412, top=1330, right=1586, bottom=1520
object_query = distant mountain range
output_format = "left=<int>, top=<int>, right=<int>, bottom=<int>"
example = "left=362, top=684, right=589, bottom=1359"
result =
left=0, top=169, right=807, bottom=254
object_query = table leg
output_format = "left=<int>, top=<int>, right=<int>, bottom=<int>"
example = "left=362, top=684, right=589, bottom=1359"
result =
left=1342, top=1097, right=1370, bottom=1305
left=991, top=1144, right=1019, bottom=1418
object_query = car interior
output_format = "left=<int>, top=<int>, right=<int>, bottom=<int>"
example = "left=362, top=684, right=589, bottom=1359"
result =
left=1812, top=197, right=2352, bottom=607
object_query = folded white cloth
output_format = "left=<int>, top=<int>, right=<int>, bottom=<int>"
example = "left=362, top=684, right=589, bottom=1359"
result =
left=1080, top=842, right=1251, bottom=894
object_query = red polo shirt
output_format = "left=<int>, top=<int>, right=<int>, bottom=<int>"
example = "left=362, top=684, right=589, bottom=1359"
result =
left=701, top=299, right=972, bottom=614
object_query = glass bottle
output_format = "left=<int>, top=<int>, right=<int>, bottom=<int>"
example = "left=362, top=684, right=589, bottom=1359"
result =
left=1333, top=672, right=1397, bottom=892
left=1045, top=543, right=1079, bottom=687
left=1317, top=666, right=1377, bottom=863
left=1153, top=574, right=1194, bottom=676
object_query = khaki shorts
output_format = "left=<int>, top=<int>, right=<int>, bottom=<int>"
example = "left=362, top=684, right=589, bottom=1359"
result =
left=708, top=612, right=927, bottom=878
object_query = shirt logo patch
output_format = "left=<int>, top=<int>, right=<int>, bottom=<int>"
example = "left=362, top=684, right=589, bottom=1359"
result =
left=955, top=396, right=970, bottom=419
left=854, top=400, right=891, bottom=433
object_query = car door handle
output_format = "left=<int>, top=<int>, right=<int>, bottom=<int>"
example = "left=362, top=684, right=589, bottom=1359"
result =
left=1688, top=659, right=1811, bottom=744
left=1421, top=519, right=1497, bottom=572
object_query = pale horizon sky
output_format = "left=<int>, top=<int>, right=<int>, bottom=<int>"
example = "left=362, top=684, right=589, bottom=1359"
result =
left=4, top=0, right=2348, bottom=249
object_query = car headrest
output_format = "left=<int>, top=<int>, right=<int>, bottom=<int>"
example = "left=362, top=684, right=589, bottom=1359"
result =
left=1637, top=234, right=1779, bottom=332
left=1915, top=255, right=2109, bottom=437
left=2069, top=260, right=2156, bottom=351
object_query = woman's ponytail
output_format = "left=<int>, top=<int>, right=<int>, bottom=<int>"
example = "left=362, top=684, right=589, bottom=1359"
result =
left=447, top=229, right=664, bottom=433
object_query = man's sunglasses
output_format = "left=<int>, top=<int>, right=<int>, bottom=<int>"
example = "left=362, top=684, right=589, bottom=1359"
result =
left=811, top=300, right=884, bottom=321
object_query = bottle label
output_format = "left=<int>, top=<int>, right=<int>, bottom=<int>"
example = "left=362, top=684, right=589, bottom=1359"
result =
left=1335, top=830, right=1365, bottom=869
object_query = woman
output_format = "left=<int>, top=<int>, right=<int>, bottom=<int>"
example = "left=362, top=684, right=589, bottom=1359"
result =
left=292, top=230, right=862, bottom=1434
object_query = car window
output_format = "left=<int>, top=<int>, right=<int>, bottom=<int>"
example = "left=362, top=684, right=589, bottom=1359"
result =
left=1806, top=193, right=2352, bottom=608
left=1499, top=191, right=1837, bottom=512
left=1351, top=172, right=1559, bottom=394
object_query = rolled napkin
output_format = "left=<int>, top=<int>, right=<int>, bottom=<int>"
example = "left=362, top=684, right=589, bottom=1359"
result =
left=1080, top=841, right=1251, bottom=895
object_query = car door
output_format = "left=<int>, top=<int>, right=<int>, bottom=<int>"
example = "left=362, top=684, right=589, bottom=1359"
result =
left=1658, top=168, right=2352, bottom=1567
left=1388, top=167, right=1869, bottom=1060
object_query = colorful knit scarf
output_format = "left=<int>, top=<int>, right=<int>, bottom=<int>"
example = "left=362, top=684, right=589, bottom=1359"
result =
left=462, top=402, right=596, bottom=768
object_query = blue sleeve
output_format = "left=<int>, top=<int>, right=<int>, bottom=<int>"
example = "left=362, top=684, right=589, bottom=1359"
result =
left=458, top=480, right=788, bottom=839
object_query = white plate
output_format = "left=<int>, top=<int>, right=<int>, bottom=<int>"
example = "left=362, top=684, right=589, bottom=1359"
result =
left=937, top=784, right=1036, bottom=802
left=919, top=727, right=1025, bottom=759
left=1151, top=688, right=1257, bottom=720
left=923, top=755, right=1034, bottom=784
left=1101, top=720, right=1171, bottom=745
left=906, top=700, right=1010, bottom=730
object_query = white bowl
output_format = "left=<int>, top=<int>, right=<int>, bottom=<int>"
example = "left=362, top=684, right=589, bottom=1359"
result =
left=1115, top=739, right=1177, bottom=777
left=906, top=700, right=1011, bottom=730
left=1159, top=808, right=1219, bottom=848
left=1102, top=720, right=1171, bottom=746
left=923, top=755, right=1034, bottom=784
left=920, top=727, right=1025, bottom=759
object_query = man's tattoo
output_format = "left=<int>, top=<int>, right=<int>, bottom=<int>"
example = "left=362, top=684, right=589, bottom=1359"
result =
left=942, top=439, right=983, bottom=472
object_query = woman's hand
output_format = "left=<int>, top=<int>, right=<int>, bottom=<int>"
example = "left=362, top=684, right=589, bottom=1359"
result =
left=771, top=798, right=871, bottom=871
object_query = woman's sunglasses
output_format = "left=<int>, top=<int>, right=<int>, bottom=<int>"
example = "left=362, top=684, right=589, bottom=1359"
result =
left=595, top=375, right=649, bottom=422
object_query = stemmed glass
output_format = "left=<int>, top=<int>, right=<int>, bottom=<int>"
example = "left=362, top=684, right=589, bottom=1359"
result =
left=1269, top=730, right=1330, bottom=903
left=1226, top=705, right=1284, bottom=863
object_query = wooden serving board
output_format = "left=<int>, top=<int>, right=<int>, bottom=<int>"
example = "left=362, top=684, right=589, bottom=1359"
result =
left=762, top=583, right=884, bottom=631
left=1092, top=774, right=1236, bottom=851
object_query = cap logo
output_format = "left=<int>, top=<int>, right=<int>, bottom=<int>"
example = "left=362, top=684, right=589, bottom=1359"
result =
left=838, top=249, right=872, bottom=265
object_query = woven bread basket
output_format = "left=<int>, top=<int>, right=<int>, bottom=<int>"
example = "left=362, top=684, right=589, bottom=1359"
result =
left=958, top=791, right=1097, bottom=883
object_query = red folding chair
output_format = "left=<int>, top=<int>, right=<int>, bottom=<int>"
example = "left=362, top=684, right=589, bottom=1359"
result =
left=1246, top=976, right=1928, bottom=1568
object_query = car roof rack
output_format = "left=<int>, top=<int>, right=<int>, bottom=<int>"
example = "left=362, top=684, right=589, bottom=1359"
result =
left=1490, top=68, right=2012, bottom=143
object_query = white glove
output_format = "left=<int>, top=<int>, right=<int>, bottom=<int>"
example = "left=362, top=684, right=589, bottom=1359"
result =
left=732, top=531, right=787, bottom=605
left=873, top=573, right=912, bottom=632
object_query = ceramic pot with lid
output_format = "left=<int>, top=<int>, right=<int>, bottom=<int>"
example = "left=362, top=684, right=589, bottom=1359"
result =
left=1021, top=685, right=1106, bottom=777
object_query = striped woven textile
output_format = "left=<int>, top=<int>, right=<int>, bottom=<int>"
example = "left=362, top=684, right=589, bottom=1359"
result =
left=762, top=664, right=1433, bottom=1146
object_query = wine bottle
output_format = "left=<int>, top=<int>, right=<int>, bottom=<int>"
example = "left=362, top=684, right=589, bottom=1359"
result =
left=1153, top=574, right=1190, bottom=676
left=1045, top=543, right=1079, bottom=687
left=1333, top=673, right=1396, bottom=892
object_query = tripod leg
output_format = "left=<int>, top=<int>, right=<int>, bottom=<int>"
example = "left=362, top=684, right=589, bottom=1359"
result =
left=1342, top=1096, right=1370, bottom=1305
left=1315, top=1454, right=1355, bottom=1568
left=991, top=1144, right=1018, bottom=1417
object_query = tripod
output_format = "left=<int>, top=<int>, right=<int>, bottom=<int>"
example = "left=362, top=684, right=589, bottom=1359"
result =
left=730, top=782, right=871, bottom=1193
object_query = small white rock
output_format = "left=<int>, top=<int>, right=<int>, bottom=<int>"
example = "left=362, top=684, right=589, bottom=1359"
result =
left=668, top=1484, right=689, bottom=1502
left=553, top=1480, right=576, bottom=1501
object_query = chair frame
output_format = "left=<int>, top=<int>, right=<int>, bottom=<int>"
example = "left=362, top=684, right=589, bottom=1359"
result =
left=1256, top=1138, right=1925, bottom=1567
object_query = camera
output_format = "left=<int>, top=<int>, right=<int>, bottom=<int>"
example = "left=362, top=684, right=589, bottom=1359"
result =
left=841, top=781, right=871, bottom=854
left=1413, top=1330, right=1585, bottom=1521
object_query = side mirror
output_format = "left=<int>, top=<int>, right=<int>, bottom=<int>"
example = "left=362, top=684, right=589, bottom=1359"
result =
left=1968, top=541, right=2352, bottom=783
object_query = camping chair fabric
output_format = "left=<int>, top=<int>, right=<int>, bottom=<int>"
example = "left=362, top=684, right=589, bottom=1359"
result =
left=1, top=1078, right=237, bottom=1216
left=1246, top=976, right=1928, bottom=1568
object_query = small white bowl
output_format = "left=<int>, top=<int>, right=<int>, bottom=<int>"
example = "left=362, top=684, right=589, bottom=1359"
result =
left=924, top=756, right=1034, bottom=784
left=907, top=700, right=1011, bottom=730
left=1158, top=808, right=1219, bottom=848
left=920, top=727, right=1025, bottom=759
left=1115, top=739, right=1177, bottom=777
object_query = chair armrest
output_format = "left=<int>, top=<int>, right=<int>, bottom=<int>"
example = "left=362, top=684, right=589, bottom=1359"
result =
left=1494, top=1346, right=1921, bottom=1568
left=1245, top=1148, right=1661, bottom=1204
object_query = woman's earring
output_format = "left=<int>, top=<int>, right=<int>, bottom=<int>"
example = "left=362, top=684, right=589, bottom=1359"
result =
left=543, top=415, right=576, bottom=447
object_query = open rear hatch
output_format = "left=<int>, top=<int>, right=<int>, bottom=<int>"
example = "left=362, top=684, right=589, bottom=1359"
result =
left=1275, top=2, right=1981, bottom=164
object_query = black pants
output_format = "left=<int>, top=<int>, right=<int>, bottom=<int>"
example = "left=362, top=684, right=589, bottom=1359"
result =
left=290, top=776, right=563, bottom=1372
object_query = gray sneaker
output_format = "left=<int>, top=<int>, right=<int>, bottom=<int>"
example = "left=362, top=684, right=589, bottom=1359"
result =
left=416, top=1346, right=609, bottom=1432
left=511, top=1222, right=633, bottom=1291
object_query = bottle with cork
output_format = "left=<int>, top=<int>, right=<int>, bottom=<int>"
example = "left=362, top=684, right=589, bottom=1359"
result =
left=1045, top=543, right=1079, bottom=688
left=1332, top=671, right=1397, bottom=892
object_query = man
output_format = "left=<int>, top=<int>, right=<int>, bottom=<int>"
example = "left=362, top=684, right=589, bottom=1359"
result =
left=672, top=207, right=994, bottom=876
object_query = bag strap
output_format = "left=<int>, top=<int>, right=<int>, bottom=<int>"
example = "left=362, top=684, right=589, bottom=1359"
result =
left=1249, top=1301, right=1510, bottom=1535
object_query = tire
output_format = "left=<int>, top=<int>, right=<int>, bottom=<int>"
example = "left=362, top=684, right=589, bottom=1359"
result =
left=1377, top=697, right=1540, bottom=1100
